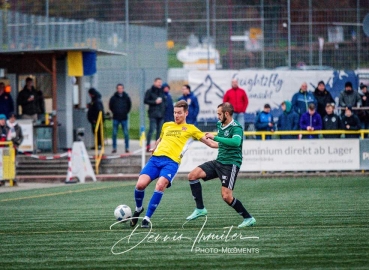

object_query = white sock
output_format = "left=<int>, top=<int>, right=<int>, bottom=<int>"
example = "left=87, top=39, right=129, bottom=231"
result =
left=136, top=206, right=142, bottom=212
left=144, top=216, right=150, bottom=221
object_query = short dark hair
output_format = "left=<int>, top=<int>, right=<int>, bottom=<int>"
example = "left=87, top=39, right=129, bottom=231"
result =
left=154, top=77, right=162, bottom=82
left=26, top=77, right=33, bottom=83
left=116, top=83, right=124, bottom=88
left=218, top=102, right=234, bottom=116
left=308, top=103, right=315, bottom=110
left=264, top=103, right=271, bottom=109
left=174, top=100, right=188, bottom=112
left=183, top=84, right=191, bottom=92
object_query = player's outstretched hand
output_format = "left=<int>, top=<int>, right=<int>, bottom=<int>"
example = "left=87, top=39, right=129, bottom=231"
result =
left=205, top=132, right=215, bottom=140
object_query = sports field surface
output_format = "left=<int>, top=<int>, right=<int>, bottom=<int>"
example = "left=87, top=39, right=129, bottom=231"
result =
left=0, top=176, right=368, bottom=269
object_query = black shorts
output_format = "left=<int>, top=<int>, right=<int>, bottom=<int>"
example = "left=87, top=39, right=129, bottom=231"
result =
left=199, top=160, right=240, bottom=190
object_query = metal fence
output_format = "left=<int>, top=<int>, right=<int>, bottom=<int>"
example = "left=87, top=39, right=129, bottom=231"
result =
left=1, top=0, right=369, bottom=92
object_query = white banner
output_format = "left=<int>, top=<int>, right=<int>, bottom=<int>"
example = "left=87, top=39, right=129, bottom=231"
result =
left=178, top=139, right=360, bottom=172
left=17, top=119, right=34, bottom=152
left=190, top=70, right=357, bottom=122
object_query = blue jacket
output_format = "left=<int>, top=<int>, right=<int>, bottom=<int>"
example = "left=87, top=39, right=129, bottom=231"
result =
left=291, top=90, right=317, bottom=116
left=255, top=111, right=274, bottom=131
left=277, top=101, right=299, bottom=139
left=299, top=111, right=322, bottom=139
left=178, top=92, right=199, bottom=125
left=164, top=92, right=174, bottom=122
left=0, top=92, right=14, bottom=116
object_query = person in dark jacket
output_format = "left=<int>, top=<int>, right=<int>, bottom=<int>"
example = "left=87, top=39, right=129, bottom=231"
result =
left=255, top=103, right=274, bottom=140
left=17, top=77, right=40, bottom=121
left=291, top=82, right=317, bottom=118
left=358, top=83, right=369, bottom=132
left=322, top=103, right=342, bottom=139
left=0, top=82, right=14, bottom=117
left=299, top=103, right=322, bottom=139
left=338, top=81, right=361, bottom=115
left=313, top=81, right=334, bottom=119
left=6, top=112, right=23, bottom=150
left=87, top=88, right=104, bottom=149
left=277, top=100, right=299, bottom=139
left=162, top=83, right=174, bottom=123
left=178, top=84, right=199, bottom=126
left=109, top=83, right=132, bottom=153
left=144, top=78, right=166, bottom=152
left=341, top=106, right=361, bottom=139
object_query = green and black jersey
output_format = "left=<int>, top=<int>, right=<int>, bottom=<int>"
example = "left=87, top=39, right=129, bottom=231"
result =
left=213, top=119, right=243, bottom=167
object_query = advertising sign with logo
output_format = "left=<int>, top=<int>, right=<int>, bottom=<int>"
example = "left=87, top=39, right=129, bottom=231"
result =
left=189, top=70, right=358, bottom=122
left=360, top=139, right=369, bottom=169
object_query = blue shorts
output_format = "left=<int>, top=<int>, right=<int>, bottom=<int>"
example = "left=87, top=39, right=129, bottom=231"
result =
left=140, top=156, right=179, bottom=188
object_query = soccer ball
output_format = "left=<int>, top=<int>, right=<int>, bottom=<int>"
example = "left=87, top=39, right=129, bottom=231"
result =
left=114, top=204, right=132, bottom=222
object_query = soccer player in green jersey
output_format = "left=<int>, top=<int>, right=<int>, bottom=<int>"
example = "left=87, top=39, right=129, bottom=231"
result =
left=186, top=102, right=256, bottom=228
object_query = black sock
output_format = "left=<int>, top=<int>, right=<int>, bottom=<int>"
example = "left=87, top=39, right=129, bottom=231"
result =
left=189, top=180, right=204, bottom=209
left=228, top=197, right=252, bottom=218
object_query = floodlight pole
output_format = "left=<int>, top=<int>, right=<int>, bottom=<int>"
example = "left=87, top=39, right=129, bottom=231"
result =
left=206, top=0, right=210, bottom=70
left=308, top=0, right=313, bottom=65
left=287, top=0, right=291, bottom=69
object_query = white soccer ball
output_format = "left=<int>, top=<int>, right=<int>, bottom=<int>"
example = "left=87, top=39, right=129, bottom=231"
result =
left=114, top=204, right=132, bottom=222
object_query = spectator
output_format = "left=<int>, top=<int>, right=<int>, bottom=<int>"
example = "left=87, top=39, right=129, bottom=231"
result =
left=299, top=103, right=322, bottom=139
left=0, top=82, right=14, bottom=117
left=338, top=81, right=361, bottom=115
left=87, top=88, right=105, bottom=150
left=178, top=84, right=199, bottom=126
left=322, top=103, right=342, bottom=139
left=6, top=112, right=23, bottom=151
left=291, top=82, right=317, bottom=117
left=17, top=77, right=40, bottom=121
left=313, top=81, right=334, bottom=118
left=109, top=83, right=132, bottom=154
left=144, top=78, right=166, bottom=152
left=162, top=83, right=174, bottom=122
left=341, top=106, right=361, bottom=139
left=277, top=100, right=299, bottom=139
left=255, top=103, right=274, bottom=140
left=358, top=83, right=369, bottom=131
left=0, top=114, right=8, bottom=187
left=223, top=78, right=248, bottom=135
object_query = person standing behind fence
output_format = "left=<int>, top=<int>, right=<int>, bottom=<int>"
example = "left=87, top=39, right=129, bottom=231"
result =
left=87, top=88, right=104, bottom=150
left=277, top=100, right=299, bottom=139
left=358, top=83, right=369, bottom=132
left=162, top=83, right=174, bottom=123
left=17, top=77, right=39, bottom=121
left=109, top=83, right=132, bottom=154
left=144, top=78, right=166, bottom=152
left=255, top=103, right=274, bottom=140
left=313, top=81, right=334, bottom=119
left=338, top=82, right=361, bottom=115
left=322, top=103, right=342, bottom=139
left=341, top=106, right=361, bottom=139
left=299, top=103, right=322, bottom=139
left=291, top=82, right=317, bottom=118
left=0, top=82, right=14, bottom=117
left=178, top=85, right=199, bottom=126
left=223, top=79, right=248, bottom=136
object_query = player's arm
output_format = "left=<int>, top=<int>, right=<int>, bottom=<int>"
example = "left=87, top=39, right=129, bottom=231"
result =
left=199, top=136, right=218, bottom=148
left=206, top=132, right=242, bottom=147
left=149, top=137, right=162, bottom=152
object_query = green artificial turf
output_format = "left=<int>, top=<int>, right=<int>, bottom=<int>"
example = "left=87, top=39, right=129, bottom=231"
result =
left=0, top=177, right=368, bottom=269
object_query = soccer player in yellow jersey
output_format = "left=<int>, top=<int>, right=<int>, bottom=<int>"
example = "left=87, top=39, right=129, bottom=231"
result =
left=130, top=100, right=217, bottom=228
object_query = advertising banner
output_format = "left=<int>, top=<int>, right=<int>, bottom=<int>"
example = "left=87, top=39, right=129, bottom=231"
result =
left=359, top=139, right=369, bottom=169
left=178, top=139, right=360, bottom=172
left=189, top=70, right=358, bottom=122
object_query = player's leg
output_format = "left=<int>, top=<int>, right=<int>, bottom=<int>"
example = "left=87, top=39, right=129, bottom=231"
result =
left=141, top=157, right=178, bottom=228
left=130, top=174, right=151, bottom=227
left=186, top=161, right=217, bottom=221
left=141, top=176, right=169, bottom=228
left=219, top=164, right=255, bottom=228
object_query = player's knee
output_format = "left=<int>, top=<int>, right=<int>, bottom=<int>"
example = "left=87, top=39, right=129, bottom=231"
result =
left=222, top=193, right=232, bottom=204
left=135, top=183, right=146, bottom=190
left=188, top=171, right=196, bottom=180
left=155, top=181, right=168, bottom=192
